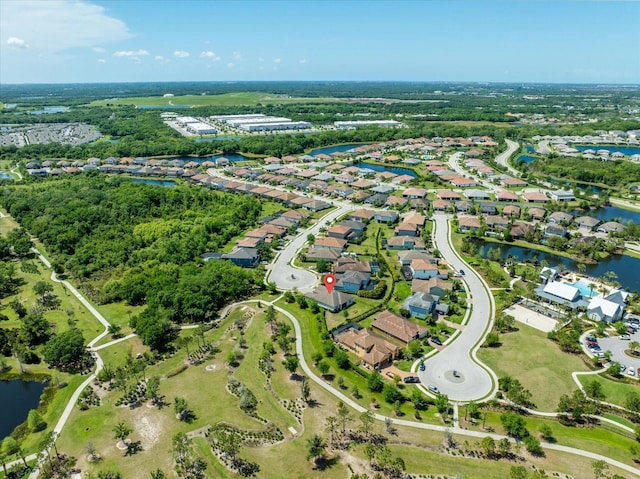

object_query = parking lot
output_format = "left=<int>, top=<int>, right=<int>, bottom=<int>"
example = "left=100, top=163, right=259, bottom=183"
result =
left=584, top=318, right=640, bottom=378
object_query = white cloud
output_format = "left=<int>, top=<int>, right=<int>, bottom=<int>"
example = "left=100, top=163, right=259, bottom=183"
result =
left=299, top=58, right=307, bottom=64
left=200, top=50, right=220, bottom=61
left=92, top=46, right=106, bottom=53
left=174, top=50, right=190, bottom=58
left=0, top=1, right=133, bottom=51
left=232, top=51, right=242, bottom=60
left=273, top=58, right=281, bottom=64
left=155, top=55, right=170, bottom=64
left=7, top=37, right=29, bottom=49
left=227, top=62, right=235, bottom=69
left=113, top=49, right=149, bottom=57
left=97, top=58, right=106, bottom=63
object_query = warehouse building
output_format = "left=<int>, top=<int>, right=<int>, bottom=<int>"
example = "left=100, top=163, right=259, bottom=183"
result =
left=334, top=120, right=403, bottom=129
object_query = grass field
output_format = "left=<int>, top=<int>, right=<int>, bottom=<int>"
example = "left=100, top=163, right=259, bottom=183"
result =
left=88, top=92, right=341, bottom=107
left=478, top=322, right=590, bottom=411
left=577, top=373, right=640, bottom=407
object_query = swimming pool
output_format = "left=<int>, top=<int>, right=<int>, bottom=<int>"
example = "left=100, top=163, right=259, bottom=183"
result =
left=564, top=280, right=598, bottom=298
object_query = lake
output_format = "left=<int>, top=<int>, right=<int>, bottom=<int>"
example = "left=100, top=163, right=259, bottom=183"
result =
left=0, top=379, right=48, bottom=438
left=358, top=162, right=417, bottom=178
left=525, top=146, right=535, bottom=153
left=476, top=242, right=640, bottom=293
left=28, top=106, right=69, bottom=115
left=309, top=143, right=365, bottom=156
left=0, top=172, right=13, bottom=180
left=128, top=178, right=177, bottom=187
left=161, top=153, right=253, bottom=164
left=574, top=145, right=640, bottom=156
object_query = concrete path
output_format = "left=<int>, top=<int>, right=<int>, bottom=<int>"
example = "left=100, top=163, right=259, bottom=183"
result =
left=418, top=215, right=497, bottom=401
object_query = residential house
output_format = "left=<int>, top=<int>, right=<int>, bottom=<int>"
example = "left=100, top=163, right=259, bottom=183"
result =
left=305, top=246, right=342, bottom=262
left=385, top=236, right=426, bottom=250
left=539, top=267, right=559, bottom=284
left=335, top=327, right=400, bottom=369
left=437, top=189, right=462, bottom=201
left=371, top=310, right=428, bottom=344
left=395, top=222, right=420, bottom=237
left=548, top=211, right=573, bottom=224
left=334, top=256, right=371, bottom=274
left=502, top=205, right=521, bottom=217
left=479, top=203, right=497, bottom=215
left=327, top=224, right=353, bottom=240
left=485, top=215, right=509, bottom=231
left=221, top=247, right=259, bottom=267
left=385, top=196, right=408, bottom=208
left=458, top=216, right=482, bottom=232
left=315, top=237, right=348, bottom=251
left=335, top=271, right=372, bottom=294
left=575, top=216, right=600, bottom=230
left=510, top=221, right=536, bottom=239
left=373, top=211, right=399, bottom=224
left=348, top=209, right=375, bottom=222
left=544, top=224, right=567, bottom=238
left=464, top=189, right=491, bottom=200
left=433, top=200, right=453, bottom=212
left=455, top=201, right=472, bottom=213
left=496, top=190, right=520, bottom=202
left=365, top=193, right=389, bottom=206
left=597, top=221, right=625, bottom=234
left=305, top=288, right=354, bottom=312
left=411, top=277, right=452, bottom=299
left=528, top=207, right=547, bottom=221
left=410, top=259, right=439, bottom=279
left=402, top=292, right=438, bottom=319
left=549, top=189, right=575, bottom=201
left=501, top=177, right=528, bottom=188
left=397, top=250, right=436, bottom=266
left=605, top=289, right=630, bottom=307
left=523, top=191, right=551, bottom=203
left=402, top=187, right=428, bottom=199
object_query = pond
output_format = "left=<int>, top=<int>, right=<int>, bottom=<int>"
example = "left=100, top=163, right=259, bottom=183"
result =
left=0, top=379, right=48, bottom=437
left=574, top=145, right=640, bottom=156
left=157, top=153, right=253, bottom=164
left=28, top=106, right=70, bottom=115
left=127, top=178, right=177, bottom=187
left=476, top=242, right=640, bottom=293
left=517, top=154, right=536, bottom=164
left=357, top=162, right=417, bottom=178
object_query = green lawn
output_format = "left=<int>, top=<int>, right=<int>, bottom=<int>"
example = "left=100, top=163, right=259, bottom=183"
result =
left=88, top=92, right=340, bottom=107
left=577, top=373, right=640, bottom=407
left=478, top=323, right=590, bottom=411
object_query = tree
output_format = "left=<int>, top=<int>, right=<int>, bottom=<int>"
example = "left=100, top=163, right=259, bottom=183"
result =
left=510, top=466, right=529, bottom=479
left=283, top=355, right=299, bottom=377
left=150, top=469, right=167, bottom=479
left=334, top=349, right=351, bottom=369
left=337, top=401, right=352, bottom=433
left=367, top=371, right=384, bottom=392
left=481, top=436, right=496, bottom=457
left=145, top=376, right=160, bottom=405
left=435, top=393, right=449, bottom=414
left=174, top=397, right=191, bottom=421
left=112, top=421, right=132, bottom=443
left=306, top=434, right=327, bottom=463
left=607, top=361, right=622, bottom=376
left=629, top=340, right=640, bottom=355
left=523, top=435, right=542, bottom=455
left=317, top=360, right=330, bottom=377
left=539, top=423, right=554, bottom=441
left=591, top=459, right=609, bottom=479
left=411, top=389, right=429, bottom=410
left=33, top=281, right=53, bottom=298
left=484, top=332, right=500, bottom=347
left=300, top=377, right=310, bottom=403
left=498, top=437, right=511, bottom=457
left=108, top=323, right=123, bottom=339
left=584, top=379, right=605, bottom=400
left=500, top=412, right=528, bottom=439
left=359, top=410, right=374, bottom=437
left=27, top=409, right=46, bottom=432
left=43, top=328, right=86, bottom=370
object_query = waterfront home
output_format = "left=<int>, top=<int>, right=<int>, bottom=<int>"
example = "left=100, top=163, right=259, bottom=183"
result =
left=597, top=221, right=625, bottom=234
left=575, top=216, right=600, bottom=230
left=485, top=215, right=509, bottom=231
left=544, top=224, right=567, bottom=238
left=549, top=189, right=575, bottom=201
left=510, top=221, right=536, bottom=239
left=539, top=267, right=559, bottom=284
left=458, top=216, right=482, bottom=232
left=501, top=177, right=528, bottom=188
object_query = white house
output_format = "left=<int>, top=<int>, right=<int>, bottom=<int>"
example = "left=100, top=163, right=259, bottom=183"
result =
left=587, top=297, right=624, bottom=323
left=543, top=281, right=580, bottom=302
left=549, top=189, right=575, bottom=201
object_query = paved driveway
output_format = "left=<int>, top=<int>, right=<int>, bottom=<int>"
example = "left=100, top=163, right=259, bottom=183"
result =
left=419, top=215, right=496, bottom=401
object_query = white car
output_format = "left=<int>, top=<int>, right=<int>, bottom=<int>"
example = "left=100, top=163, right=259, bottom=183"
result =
left=619, top=334, right=631, bottom=340
left=628, top=368, right=636, bottom=377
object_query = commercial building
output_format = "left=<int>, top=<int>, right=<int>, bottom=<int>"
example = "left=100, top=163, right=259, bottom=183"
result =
left=212, top=113, right=311, bottom=132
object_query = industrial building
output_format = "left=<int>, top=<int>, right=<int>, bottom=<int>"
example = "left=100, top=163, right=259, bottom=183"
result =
left=334, top=120, right=403, bottom=129
left=211, top=113, right=311, bottom=132
left=175, top=116, right=217, bottom=135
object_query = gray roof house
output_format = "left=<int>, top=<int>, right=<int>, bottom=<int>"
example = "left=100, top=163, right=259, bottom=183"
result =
left=402, top=292, right=438, bottom=319
left=597, top=221, right=625, bottom=234
left=304, top=288, right=354, bottom=312
left=548, top=211, right=573, bottom=224
left=221, top=247, right=259, bottom=267
left=574, top=216, right=600, bottom=229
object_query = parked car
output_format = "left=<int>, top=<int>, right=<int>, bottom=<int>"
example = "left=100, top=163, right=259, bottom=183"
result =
left=428, top=384, right=439, bottom=393
left=628, top=327, right=638, bottom=335
left=628, top=368, right=636, bottom=376
left=459, top=269, right=465, bottom=276
left=453, top=370, right=460, bottom=378
left=585, top=336, right=597, bottom=342
left=431, top=337, right=443, bottom=346
left=403, top=376, right=420, bottom=384
left=620, top=364, right=628, bottom=373
left=419, top=362, right=426, bottom=371
left=620, top=334, right=631, bottom=340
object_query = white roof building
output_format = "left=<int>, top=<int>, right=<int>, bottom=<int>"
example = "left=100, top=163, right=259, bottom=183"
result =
left=543, top=281, right=580, bottom=302
left=587, top=297, right=624, bottom=323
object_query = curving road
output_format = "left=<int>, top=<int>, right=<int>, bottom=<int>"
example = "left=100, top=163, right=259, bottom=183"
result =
left=495, top=139, right=520, bottom=176
left=267, top=203, right=355, bottom=292
left=419, top=215, right=497, bottom=401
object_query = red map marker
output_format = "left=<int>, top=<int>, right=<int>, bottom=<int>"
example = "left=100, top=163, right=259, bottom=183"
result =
left=323, top=273, right=336, bottom=294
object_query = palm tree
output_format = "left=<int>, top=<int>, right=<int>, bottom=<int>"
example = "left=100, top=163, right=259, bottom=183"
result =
left=630, top=341, right=640, bottom=356
left=577, top=263, right=587, bottom=275
left=306, top=434, right=327, bottom=464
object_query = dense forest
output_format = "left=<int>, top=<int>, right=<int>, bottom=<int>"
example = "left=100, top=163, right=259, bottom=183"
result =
left=0, top=176, right=266, bottom=323
left=527, top=155, right=640, bottom=187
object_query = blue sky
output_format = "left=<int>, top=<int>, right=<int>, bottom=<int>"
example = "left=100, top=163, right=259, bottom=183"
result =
left=1, top=0, right=639, bottom=84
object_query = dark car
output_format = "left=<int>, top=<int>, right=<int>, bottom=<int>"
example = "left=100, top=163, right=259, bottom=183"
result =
left=431, top=337, right=442, bottom=346
left=585, top=336, right=597, bottom=342
left=403, top=376, right=420, bottom=384
left=419, top=362, right=426, bottom=371
left=459, top=269, right=465, bottom=276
